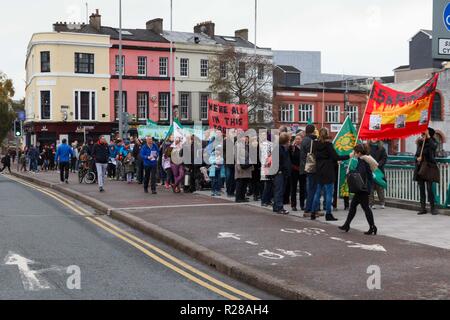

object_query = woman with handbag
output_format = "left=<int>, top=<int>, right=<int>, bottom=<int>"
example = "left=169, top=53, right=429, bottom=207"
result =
left=339, top=144, right=378, bottom=235
left=415, top=128, right=439, bottom=215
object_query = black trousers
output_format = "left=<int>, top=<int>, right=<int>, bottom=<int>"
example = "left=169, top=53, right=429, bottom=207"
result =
left=418, top=180, right=435, bottom=209
left=283, top=176, right=291, bottom=205
left=344, top=192, right=375, bottom=228
left=290, top=171, right=306, bottom=209
left=59, top=162, right=70, bottom=182
left=0, top=164, right=11, bottom=173
left=136, top=159, right=144, bottom=183
left=236, top=178, right=250, bottom=201
left=143, top=166, right=157, bottom=192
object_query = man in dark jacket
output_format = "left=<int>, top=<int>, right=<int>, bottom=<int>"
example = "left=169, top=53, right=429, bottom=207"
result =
left=92, top=136, right=110, bottom=192
left=290, top=134, right=306, bottom=211
left=133, top=139, right=143, bottom=184
left=299, top=124, right=317, bottom=215
left=273, top=133, right=292, bottom=215
left=369, top=140, right=387, bottom=209
left=0, top=153, right=11, bottom=174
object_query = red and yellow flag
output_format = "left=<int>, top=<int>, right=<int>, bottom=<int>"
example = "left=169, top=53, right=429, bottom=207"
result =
left=359, top=74, right=439, bottom=140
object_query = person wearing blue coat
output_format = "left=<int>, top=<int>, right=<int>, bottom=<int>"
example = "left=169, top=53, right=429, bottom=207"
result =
left=140, top=136, right=160, bottom=194
left=209, top=147, right=225, bottom=196
left=55, top=139, right=74, bottom=184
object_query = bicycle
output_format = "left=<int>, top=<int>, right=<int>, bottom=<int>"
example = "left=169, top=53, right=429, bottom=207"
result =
left=78, top=160, right=96, bottom=184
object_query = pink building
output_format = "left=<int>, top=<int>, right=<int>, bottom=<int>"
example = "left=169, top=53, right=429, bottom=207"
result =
left=108, top=18, right=174, bottom=128
left=110, top=37, right=174, bottom=125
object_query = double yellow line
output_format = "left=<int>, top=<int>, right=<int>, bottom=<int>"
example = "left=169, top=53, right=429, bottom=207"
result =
left=5, top=175, right=259, bottom=301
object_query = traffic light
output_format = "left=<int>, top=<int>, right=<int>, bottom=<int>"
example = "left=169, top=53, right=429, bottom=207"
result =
left=13, top=120, right=22, bottom=137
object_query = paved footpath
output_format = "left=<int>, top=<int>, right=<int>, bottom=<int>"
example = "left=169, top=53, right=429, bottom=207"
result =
left=6, top=169, right=450, bottom=300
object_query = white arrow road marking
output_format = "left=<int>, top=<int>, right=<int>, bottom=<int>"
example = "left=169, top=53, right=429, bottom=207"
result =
left=218, top=232, right=241, bottom=240
left=4, top=252, right=65, bottom=291
left=329, top=237, right=387, bottom=252
left=347, top=244, right=387, bottom=252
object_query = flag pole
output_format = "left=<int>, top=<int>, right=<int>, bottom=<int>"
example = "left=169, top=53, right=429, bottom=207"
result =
left=355, top=82, right=375, bottom=142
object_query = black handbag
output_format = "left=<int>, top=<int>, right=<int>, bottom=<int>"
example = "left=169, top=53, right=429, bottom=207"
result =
left=418, top=160, right=440, bottom=183
left=347, top=171, right=368, bottom=193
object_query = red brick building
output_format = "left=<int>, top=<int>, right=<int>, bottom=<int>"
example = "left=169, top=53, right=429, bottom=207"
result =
left=273, top=85, right=405, bottom=154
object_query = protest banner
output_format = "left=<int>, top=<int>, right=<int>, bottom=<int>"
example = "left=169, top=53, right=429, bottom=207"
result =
left=207, top=99, right=249, bottom=133
left=359, top=74, right=439, bottom=140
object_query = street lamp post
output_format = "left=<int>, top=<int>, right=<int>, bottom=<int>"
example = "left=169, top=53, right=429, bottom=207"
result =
left=118, top=0, right=124, bottom=139
left=169, top=0, right=173, bottom=126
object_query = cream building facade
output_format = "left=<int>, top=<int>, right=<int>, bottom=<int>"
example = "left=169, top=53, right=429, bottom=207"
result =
left=25, top=31, right=112, bottom=146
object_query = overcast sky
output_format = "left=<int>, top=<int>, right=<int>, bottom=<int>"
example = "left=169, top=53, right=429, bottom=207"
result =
left=0, top=0, right=433, bottom=99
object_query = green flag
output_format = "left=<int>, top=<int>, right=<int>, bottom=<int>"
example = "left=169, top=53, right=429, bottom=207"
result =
left=333, top=117, right=359, bottom=156
left=146, top=119, right=158, bottom=126
left=164, top=119, right=183, bottom=141
left=333, top=117, right=359, bottom=198
left=307, top=118, right=313, bottom=125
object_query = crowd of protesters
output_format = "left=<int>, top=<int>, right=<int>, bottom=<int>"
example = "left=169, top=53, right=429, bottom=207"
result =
left=1, top=124, right=442, bottom=236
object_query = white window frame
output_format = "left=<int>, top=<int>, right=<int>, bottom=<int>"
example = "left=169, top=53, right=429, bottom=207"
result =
left=346, top=105, right=358, bottom=123
left=180, top=58, right=189, bottom=77
left=238, top=62, right=246, bottom=79
left=220, top=61, right=227, bottom=79
left=137, top=56, right=147, bottom=77
left=115, top=55, right=125, bottom=75
left=74, top=90, right=97, bottom=121
left=159, top=57, right=168, bottom=77
left=39, top=89, right=52, bottom=121
left=114, top=91, right=127, bottom=120
left=299, top=104, right=314, bottom=123
left=200, top=93, right=210, bottom=121
left=159, top=93, right=169, bottom=121
left=280, top=104, right=294, bottom=123
left=200, top=59, right=209, bottom=78
left=137, top=92, right=149, bottom=121
left=257, top=64, right=264, bottom=80
left=179, top=92, right=191, bottom=121
left=325, top=105, right=340, bottom=123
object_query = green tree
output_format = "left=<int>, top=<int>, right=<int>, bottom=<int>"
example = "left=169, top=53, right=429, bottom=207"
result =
left=0, top=72, right=15, bottom=103
left=0, top=72, right=17, bottom=144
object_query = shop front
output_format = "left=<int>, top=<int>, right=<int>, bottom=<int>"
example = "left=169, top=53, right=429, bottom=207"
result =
left=24, top=122, right=115, bottom=149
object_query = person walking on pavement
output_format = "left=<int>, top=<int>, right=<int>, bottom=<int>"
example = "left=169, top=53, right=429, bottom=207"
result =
left=339, top=144, right=378, bottom=235
left=0, top=152, right=12, bottom=174
left=92, top=135, right=110, bottom=192
left=28, top=145, right=40, bottom=173
left=368, top=139, right=387, bottom=209
left=141, top=136, right=160, bottom=194
left=54, top=139, right=73, bottom=184
left=415, top=128, right=439, bottom=216
left=300, top=124, right=317, bottom=216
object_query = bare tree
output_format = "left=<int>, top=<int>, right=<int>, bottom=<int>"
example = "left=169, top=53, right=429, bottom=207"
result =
left=208, top=45, right=273, bottom=112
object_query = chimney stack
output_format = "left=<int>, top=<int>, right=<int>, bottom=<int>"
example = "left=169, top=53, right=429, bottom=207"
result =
left=146, top=18, right=163, bottom=34
left=89, top=9, right=102, bottom=31
left=235, top=29, right=249, bottom=41
left=194, top=21, right=215, bottom=38
left=53, top=22, right=68, bottom=32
